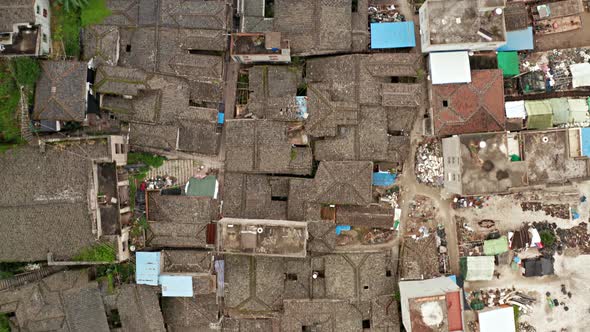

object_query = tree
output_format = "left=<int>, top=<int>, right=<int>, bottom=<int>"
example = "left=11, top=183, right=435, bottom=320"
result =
left=57, top=0, right=89, bottom=12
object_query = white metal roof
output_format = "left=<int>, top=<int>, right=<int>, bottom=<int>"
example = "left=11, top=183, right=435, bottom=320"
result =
left=478, top=307, right=516, bottom=332
left=429, top=51, right=472, bottom=85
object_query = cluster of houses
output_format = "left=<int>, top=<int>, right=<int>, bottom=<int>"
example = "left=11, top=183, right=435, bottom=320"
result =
left=0, top=0, right=589, bottom=331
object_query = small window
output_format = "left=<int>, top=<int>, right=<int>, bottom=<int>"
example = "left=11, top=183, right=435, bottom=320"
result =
left=362, top=320, right=371, bottom=329
left=442, top=100, right=449, bottom=107
left=363, top=285, right=369, bottom=290
left=42, top=33, right=47, bottom=43
left=447, top=173, right=453, bottom=181
left=385, top=269, right=392, bottom=277
left=285, top=273, right=298, bottom=281
left=36, top=5, right=40, bottom=14
left=115, top=144, right=121, bottom=154
left=447, top=157, right=451, bottom=164
left=43, top=9, right=47, bottom=18
left=126, top=44, right=132, bottom=52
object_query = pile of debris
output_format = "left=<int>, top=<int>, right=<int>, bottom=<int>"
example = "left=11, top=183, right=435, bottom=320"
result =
left=436, top=225, right=450, bottom=274
left=556, top=222, right=590, bottom=253
left=519, top=322, right=537, bottom=332
left=144, top=176, right=177, bottom=190
left=369, top=4, right=405, bottom=23
left=521, top=202, right=571, bottom=219
left=452, top=196, right=489, bottom=209
left=470, top=289, right=536, bottom=311
left=521, top=48, right=590, bottom=91
left=415, top=139, right=444, bottom=187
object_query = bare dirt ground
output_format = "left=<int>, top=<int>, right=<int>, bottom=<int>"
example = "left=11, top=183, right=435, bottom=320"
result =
left=466, top=254, right=590, bottom=332
left=535, top=10, right=590, bottom=51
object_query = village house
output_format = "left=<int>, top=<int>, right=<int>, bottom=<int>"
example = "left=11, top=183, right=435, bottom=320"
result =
left=442, top=128, right=590, bottom=195
left=237, top=0, right=369, bottom=56
left=0, top=269, right=166, bottom=331
left=0, top=0, right=51, bottom=56
left=230, top=32, right=291, bottom=63
left=0, top=136, right=130, bottom=263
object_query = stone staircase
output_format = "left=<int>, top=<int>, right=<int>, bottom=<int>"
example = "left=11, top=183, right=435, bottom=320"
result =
left=18, top=87, right=35, bottom=144
left=0, top=266, right=65, bottom=292
left=147, top=159, right=200, bottom=185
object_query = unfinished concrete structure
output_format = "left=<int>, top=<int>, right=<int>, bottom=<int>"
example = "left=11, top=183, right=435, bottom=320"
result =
left=419, top=0, right=507, bottom=52
left=217, top=218, right=308, bottom=257
left=442, top=128, right=590, bottom=195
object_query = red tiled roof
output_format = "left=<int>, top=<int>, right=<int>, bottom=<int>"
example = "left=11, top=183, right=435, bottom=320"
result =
left=432, top=69, right=506, bottom=136
left=446, top=291, right=463, bottom=332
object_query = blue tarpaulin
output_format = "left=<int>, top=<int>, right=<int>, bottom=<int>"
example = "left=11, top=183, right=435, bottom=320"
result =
left=295, top=96, right=308, bottom=119
left=370, top=22, right=416, bottom=49
left=160, top=275, right=194, bottom=297
left=497, top=27, right=534, bottom=51
left=217, top=112, right=225, bottom=124
left=335, top=225, right=351, bottom=235
left=582, top=128, right=590, bottom=157
left=136, top=252, right=161, bottom=286
left=372, top=171, right=397, bottom=187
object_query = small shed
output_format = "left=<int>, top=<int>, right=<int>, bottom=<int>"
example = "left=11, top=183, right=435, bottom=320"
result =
left=136, top=252, right=162, bottom=286
left=497, top=52, right=520, bottom=77
left=465, top=256, right=495, bottom=281
left=478, top=307, right=516, bottom=332
left=370, top=22, right=416, bottom=49
left=505, top=100, right=526, bottom=119
left=571, top=63, right=590, bottom=88
left=160, top=275, right=194, bottom=297
left=185, top=175, right=219, bottom=198
left=497, top=27, right=534, bottom=51
left=483, top=236, right=509, bottom=256
left=523, top=257, right=554, bottom=277
left=429, top=51, right=471, bottom=85
left=567, top=99, right=589, bottom=123
left=525, top=100, right=553, bottom=129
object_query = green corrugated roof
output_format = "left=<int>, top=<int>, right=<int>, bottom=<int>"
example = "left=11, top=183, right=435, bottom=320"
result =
left=525, top=100, right=552, bottom=116
left=483, top=236, right=509, bottom=256
left=528, top=114, right=553, bottom=129
left=186, top=175, right=217, bottom=197
left=497, top=52, right=520, bottom=77
left=466, top=256, right=495, bottom=281
left=549, top=98, right=569, bottom=125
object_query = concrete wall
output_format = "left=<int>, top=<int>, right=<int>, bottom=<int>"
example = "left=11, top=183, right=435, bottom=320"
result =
left=442, top=136, right=463, bottom=195
left=35, top=0, right=51, bottom=55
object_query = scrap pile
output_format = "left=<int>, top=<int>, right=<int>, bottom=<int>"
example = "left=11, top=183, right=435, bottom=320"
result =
left=519, top=322, right=537, bottom=332
left=415, top=139, right=444, bottom=187
left=144, top=175, right=177, bottom=190
left=469, top=289, right=536, bottom=311
left=405, top=195, right=437, bottom=236
left=521, top=48, right=590, bottom=91
left=436, top=225, right=450, bottom=274
left=369, top=4, right=405, bottom=23
left=456, top=216, right=487, bottom=256
left=556, top=222, right=590, bottom=253
left=521, top=202, right=571, bottom=219
left=452, top=196, right=489, bottom=209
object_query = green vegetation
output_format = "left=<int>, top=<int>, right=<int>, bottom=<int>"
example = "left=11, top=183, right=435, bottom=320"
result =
left=540, top=230, right=556, bottom=247
left=96, top=263, right=135, bottom=294
left=12, top=58, right=40, bottom=104
left=52, top=3, right=82, bottom=57
left=127, top=152, right=166, bottom=211
left=56, top=0, right=89, bottom=12
left=459, top=257, right=467, bottom=279
left=0, top=262, right=28, bottom=280
left=0, top=60, right=24, bottom=152
left=81, top=0, right=112, bottom=27
left=513, top=305, right=520, bottom=331
left=0, top=313, right=10, bottom=332
left=131, top=216, right=149, bottom=237
left=290, top=148, right=297, bottom=161
left=74, top=243, right=117, bottom=262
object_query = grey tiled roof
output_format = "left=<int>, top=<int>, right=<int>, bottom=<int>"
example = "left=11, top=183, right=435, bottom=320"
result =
left=33, top=61, right=87, bottom=122
left=116, top=284, right=166, bottom=332
left=83, top=25, right=120, bottom=66
left=0, top=0, right=35, bottom=32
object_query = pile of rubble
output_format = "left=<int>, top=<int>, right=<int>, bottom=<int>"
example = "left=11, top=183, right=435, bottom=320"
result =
left=452, top=196, right=489, bottom=209
left=415, top=139, right=444, bottom=187
left=519, top=322, right=537, bottom=332
left=521, top=202, right=571, bottom=219
left=368, top=4, right=405, bottom=23
left=470, top=288, right=536, bottom=311
left=521, top=48, right=590, bottom=91
left=436, top=225, right=450, bottom=274
left=556, top=222, right=590, bottom=253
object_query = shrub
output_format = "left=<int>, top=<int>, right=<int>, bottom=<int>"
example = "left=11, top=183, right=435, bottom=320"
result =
left=11, top=58, right=40, bottom=90
left=56, top=0, right=89, bottom=12
left=540, top=230, right=556, bottom=247
left=81, top=0, right=112, bottom=27
left=74, top=243, right=116, bottom=262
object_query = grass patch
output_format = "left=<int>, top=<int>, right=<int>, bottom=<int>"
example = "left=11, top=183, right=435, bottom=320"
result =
left=540, top=230, right=556, bottom=247
left=81, top=0, right=112, bottom=27
left=0, top=313, right=10, bottom=332
left=11, top=58, right=40, bottom=104
left=0, top=60, right=23, bottom=149
left=51, top=3, right=82, bottom=58
left=74, top=243, right=117, bottom=262
left=513, top=305, right=520, bottom=331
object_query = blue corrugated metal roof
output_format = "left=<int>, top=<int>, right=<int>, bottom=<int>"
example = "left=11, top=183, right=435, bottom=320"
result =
left=370, top=22, right=416, bottom=49
left=136, top=252, right=161, bottom=286
left=497, top=27, right=534, bottom=51
left=372, top=171, right=397, bottom=187
left=160, top=275, right=194, bottom=297
left=582, top=128, right=590, bottom=157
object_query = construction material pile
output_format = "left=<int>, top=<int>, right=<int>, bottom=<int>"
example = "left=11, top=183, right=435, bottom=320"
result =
left=521, top=202, right=571, bottom=219
left=369, top=4, right=405, bottom=23
left=415, top=139, right=444, bottom=187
